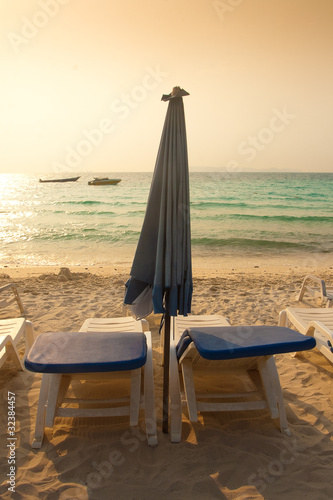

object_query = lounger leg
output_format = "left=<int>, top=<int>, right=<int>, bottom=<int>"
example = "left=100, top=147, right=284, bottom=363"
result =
left=278, top=310, right=288, bottom=327
left=181, top=358, right=198, bottom=422
left=32, top=374, right=51, bottom=449
left=130, top=368, right=142, bottom=427
left=56, top=375, right=72, bottom=407
left=25, top=321, right=35, bottom=352
left=169, top=339, right=182, bottom=443
left=257, top=358, right=279, bottom=420
left=297, top=281, right=306, bottom=302
left=144, top=332, right=158, bottom=446
left=45, top=374, right=66, bottom=428
left=278, top=312, right=300, bottom=358
left=266, top=357, right=290, bottom=436
left=12, top=285, right=25, bottom=315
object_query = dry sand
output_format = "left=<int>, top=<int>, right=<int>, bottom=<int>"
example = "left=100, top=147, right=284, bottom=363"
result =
left=1, top=263, right=333, bottom=499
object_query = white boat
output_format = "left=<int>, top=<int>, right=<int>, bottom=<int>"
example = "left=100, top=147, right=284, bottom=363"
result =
left=88, top=177, right=121, bottom=186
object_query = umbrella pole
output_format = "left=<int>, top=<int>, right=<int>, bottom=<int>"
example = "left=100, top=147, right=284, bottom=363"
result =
left=162, top=313, right=171, bottom=433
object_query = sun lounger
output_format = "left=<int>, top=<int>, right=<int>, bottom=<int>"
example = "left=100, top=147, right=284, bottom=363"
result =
left=0, top=283, right=26, bottom=315
left=169, top=315, right=316, bottom=442
left=297, top=275, right=333, bottom=307
left=25, top=317, right=157, bottom=448
left=279, top=307, right=333, bottom=364
left=0, top=318, right=34, bottom=370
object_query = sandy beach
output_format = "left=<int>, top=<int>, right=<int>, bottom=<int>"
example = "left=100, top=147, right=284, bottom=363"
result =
left=1, top=262, right=333, bottom=500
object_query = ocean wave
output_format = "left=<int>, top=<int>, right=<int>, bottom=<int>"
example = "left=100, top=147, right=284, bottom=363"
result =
left=191, top=201, right=249, bottom=209
left=191, top=213, right=332, bottom=224
left=191, top=237, right=314, bottom=250
left=65, top=200, right=105, bottom=205
left=223, top=214, right=333, bottom=222
left=51, top=210, right=118, bottom=216
left=55, top=200, right=145, bottom=207
left=191, top=202, right=332, bottom=214
left=21, top=229, right=141, bottom=243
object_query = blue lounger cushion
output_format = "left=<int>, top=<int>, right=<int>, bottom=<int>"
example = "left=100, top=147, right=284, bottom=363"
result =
left=176, top=326, right=316, bottom=361
left=25, top=331, right=147, bottom=373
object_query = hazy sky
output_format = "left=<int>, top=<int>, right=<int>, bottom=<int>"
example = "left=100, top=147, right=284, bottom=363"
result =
left=1, top=0, right=332, bottom=174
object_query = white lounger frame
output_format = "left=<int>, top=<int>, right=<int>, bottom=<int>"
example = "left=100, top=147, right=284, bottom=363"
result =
left=32, top=317, right=157, bottom=448
left=279, top=308, right=333, bottom=364
left=297, top=275, right=333, bottom=308
left=0, top=284, right=26, bottom=315
left=0, top=318, right=34, bottom=370
left=169, top=315, right=290, bottom=442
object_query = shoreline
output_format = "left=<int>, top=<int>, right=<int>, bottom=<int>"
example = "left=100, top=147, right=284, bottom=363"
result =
left=1, top=249, right=333, bottom=277
left=1, top=261, right=332, bottom=281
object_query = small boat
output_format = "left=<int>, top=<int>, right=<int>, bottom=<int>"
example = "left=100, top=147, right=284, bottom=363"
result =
left=88, top=177, right=122, bottom=186
left=39, top=176, right=80, bottom=183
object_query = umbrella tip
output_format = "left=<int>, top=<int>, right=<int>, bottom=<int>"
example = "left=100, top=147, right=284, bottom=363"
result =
left=161, top=87, right=189, bottom=101
left=171, top=86, right=187, bottom=97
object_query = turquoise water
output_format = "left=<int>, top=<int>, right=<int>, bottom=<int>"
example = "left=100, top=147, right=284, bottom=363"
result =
left=0, top=171, right=332, bottom=267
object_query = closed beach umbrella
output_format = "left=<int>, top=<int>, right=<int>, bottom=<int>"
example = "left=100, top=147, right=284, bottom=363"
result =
left=124, top=87, right=192, bottom=432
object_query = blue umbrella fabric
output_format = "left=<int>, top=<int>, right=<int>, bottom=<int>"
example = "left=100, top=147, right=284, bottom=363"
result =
left=125, top=87, right=192, bottom=433
left=124, top=87, right=192, bottom=319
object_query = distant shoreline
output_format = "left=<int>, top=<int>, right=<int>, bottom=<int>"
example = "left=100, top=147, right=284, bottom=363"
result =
left=1, top=260, right=332, bottom=281
left=1, top=170, right=333, bottom=175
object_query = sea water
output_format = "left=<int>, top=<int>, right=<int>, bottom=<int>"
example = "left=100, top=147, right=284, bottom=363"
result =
left=0, top=171, right=332, bottom=269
